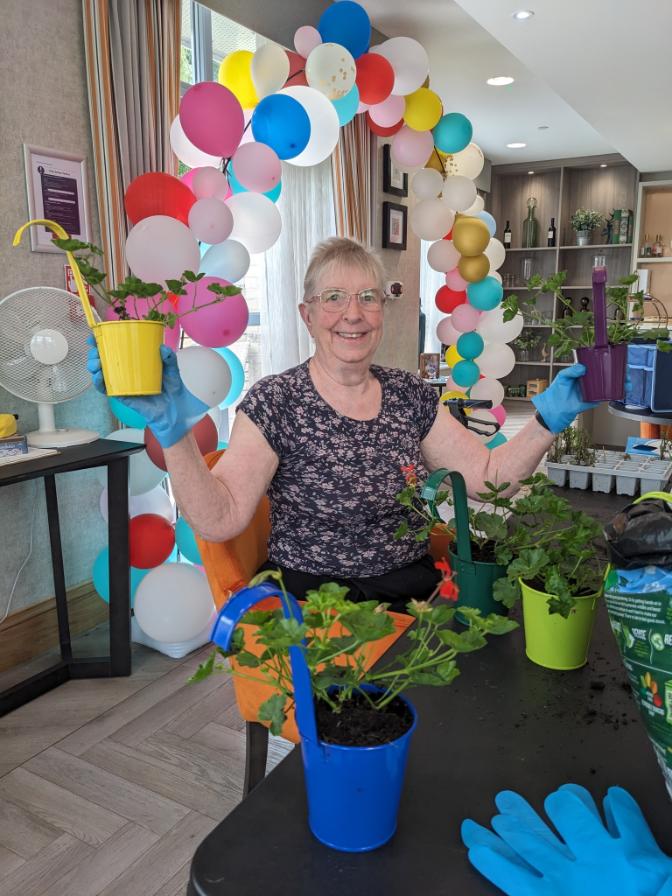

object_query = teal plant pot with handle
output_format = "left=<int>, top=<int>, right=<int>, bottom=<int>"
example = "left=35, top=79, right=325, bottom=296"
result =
left=421, top=469, right=507, bottom=623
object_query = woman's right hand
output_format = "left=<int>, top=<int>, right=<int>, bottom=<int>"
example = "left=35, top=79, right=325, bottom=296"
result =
left=87, top=335, right=210, bottom=448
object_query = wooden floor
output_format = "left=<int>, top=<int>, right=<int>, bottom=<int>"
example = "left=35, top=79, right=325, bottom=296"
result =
left=0, top=639, right=293, bottom=896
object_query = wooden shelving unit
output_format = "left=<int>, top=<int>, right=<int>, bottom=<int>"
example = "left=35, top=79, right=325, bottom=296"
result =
left=631, top=181, right=672, bottom=324
left=488, top=154, right=639, bottom=399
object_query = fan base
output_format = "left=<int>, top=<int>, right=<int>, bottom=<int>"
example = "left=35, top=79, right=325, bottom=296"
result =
left=27, top=428, right=98, bottom=448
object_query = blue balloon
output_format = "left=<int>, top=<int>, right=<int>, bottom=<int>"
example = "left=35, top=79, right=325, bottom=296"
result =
left=452, top=359, right=480, bottom=389
left=477, top=210, right=497, bottom=237
left=456, top=332, right=484, bottom=360
left=227, top=167, right=282, bottom=204
left=108, top=397, right=147, bottom=429
left=433, top=113, right=473, bottom=154
left=486, top=432, right=508, bottom=450
left=214, top=347, right=245, bottom=408
left=467, top=276, right=504, bottom=311
left=332, top=84, right=360, bottom=126
left=252, top=94, right=311, bottom=160
left=217, top=440, right=229, bottom=450
left=318, top=1, right=371, bottom=58
left=175, top=517, right=202, bottom=565
left=92, top=547, right=149, bottom=607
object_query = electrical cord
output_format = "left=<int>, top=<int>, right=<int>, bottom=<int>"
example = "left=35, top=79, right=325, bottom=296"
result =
left=0, top=480, right=39, bottom=627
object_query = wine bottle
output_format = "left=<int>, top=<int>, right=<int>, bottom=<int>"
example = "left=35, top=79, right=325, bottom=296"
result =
left=547, top=217, right=556, bottom=247
left=503, top=220, right=512, bottom=248
left=522, top=197, right=538, bottom=249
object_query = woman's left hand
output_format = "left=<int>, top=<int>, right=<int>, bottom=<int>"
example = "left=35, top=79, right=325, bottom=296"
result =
left=531, top=363, right=599, bottom=434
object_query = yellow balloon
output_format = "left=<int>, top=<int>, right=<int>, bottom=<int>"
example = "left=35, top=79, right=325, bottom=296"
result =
left=458, top=253, right=491, bottom=283
left=218, top=50, right=258, bottom=109
left=452, top=217, right=491, bottom=257
left=440, top=389, right=467, bottom=403
left=445, top=345, right=463, bottom=367
left=403, top=88, right=443, bottom=132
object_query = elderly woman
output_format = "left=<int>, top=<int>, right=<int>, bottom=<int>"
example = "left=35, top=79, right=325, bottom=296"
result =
left=88, top=238, right=595, bottom=611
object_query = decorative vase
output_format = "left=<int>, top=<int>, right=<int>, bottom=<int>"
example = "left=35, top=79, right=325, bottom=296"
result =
left=576, top=229, right=590, bottom=247
left=519, top=348, right=530, bottom=362
left=522, top=197, right=539, bottom=249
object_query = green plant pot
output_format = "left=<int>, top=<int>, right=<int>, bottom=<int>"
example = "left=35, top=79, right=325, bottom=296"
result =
left=450, top=548, right=507, bottom=624
left=521, top=579, right=601, bottom=670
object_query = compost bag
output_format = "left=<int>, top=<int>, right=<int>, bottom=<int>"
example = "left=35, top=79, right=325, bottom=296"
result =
left=604, top=497, right=672, bottom=569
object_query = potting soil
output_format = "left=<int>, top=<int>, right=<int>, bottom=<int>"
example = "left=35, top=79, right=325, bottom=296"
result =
left=315, top=691, right=414, bottom=747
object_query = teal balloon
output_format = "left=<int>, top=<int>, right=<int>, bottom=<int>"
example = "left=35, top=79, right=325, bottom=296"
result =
left=456, top=331, right=484, bottom=360
left=217, top=440, right=229, bottom=450
left=332, top=84, right=359, bottom=126
left=175, top=517, right=202, bottom=564
left=452, top=359, right=480, bottom=388
left=477, top=210, right=496, bottom=237
left=433, top=113, right=473, bottom=154
left=108, top=397, right=147, bottom=429
left=467, top=276, right=504, bottom=311
left=486, top=432, right=508, bottom=450
left=228, top=167, right=282, bottom=203
left=214, top=347, right=245, bottom=408
left=92, top=547, right=149, bottom=607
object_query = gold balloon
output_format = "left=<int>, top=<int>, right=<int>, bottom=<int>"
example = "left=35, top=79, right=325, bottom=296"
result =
left=452, top=217, right=490, bottom=257
left=425, top=149, right=445, bottom=174
left=458, top=253, right=490, bottom=283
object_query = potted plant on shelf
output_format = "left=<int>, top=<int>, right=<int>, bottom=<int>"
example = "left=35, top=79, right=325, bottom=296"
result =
left=191, top=571, right=516, bottom=852
left=514, top=331, right=539, bottom=362
left=570, top=208, right=604, bottom=246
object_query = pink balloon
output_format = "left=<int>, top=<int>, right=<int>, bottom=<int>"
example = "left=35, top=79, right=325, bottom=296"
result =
left=436, top=316, right=461, bottom=346
left=294, top=25, right=322, bottom=58
left=357, top=101, right=371, bottom=114
left=491, top=405, right=507, bottom=427
left=192, top=166, right=229, bottom=200
left=180, top=168, right=197, bottom=190
left=232, top=142, right=281, bottom=193
left=164, top=322, right=181, bottom=351
left=177, top=277, right=249, bottom=348
left=369, top=94, right=405, bottom=127
left=391, top=126, right=434, bottom=170
left=188, top=198, right=234, bottom=244
left=105, top=295, right=180, bottom=348
left=179, top=82, right=244, bottom=158
left=445, top=268, right=469, bottom=291
left=451, top=303, right=481, bottom=333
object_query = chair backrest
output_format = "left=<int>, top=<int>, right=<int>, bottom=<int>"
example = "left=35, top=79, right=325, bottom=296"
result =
left=195, top=449, right=271, bottom=610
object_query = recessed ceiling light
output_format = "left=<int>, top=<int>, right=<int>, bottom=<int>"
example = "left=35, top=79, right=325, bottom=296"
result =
left=600, top=163, right=608, bottom=168
left=537, top=125, right=549, bottom=130
left=512, top=9, right=534, bottom=20
left=507, top=142, right=527, bottom=149
left=528, top=170, right=535, bottom=175
left=487, top=76, right=515, bottom=87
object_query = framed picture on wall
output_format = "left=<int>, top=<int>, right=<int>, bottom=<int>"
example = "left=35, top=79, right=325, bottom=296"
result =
left=382, top=143, right=408, bottom=197
left=23, top=144, right=92, bottom=253
left=382, top=201, right=407, bottom=251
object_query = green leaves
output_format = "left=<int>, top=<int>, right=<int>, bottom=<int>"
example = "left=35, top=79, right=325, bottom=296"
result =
left=258, top=693, right=288, bottom=736
left=508, top=547, right=549, bottom=582
left=472, top=511, right=508, bottom=543
left=493, top=577, right=521, bottom=608
left=437, top=627, right=487, bottom=652
left=188, top=649, right=218, bottom=683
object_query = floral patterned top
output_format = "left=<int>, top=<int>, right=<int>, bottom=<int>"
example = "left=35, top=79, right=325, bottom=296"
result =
left=237, top=361, right=439, bottom=576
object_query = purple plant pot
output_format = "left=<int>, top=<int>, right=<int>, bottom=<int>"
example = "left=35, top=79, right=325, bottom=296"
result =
left=576, top=343, right=627, bottom=402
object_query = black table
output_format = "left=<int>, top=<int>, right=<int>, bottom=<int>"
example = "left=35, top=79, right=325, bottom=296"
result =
left=608, top=401, right=672, bottom=426
left=0, top=439, right=144, bottom=715
left=188, top=604, right=672, bottom=895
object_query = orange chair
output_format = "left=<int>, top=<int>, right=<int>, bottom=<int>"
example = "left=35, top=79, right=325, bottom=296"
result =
left=195, top=449, right=447, bottom=792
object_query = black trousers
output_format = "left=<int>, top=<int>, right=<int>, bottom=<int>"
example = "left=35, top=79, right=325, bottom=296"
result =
left=255, top=554, right=441, bottom=615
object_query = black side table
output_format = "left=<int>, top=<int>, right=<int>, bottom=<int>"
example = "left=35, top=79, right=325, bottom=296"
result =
left=0, top=439, right=144, bottom=715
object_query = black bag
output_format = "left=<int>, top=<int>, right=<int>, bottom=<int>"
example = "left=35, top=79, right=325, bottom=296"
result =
left=604, top=497, right=672, bottom=570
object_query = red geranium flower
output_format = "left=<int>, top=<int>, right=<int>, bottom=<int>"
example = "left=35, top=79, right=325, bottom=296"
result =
left=400, top=463, right=417, bottom=486
left=435, top=556, right=459, bottom=601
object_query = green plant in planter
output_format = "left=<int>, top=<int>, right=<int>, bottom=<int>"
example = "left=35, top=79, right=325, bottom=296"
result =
left=514, top=331, right=539, bottom=359
left=393, top=463, right=454, bottom=544
left=570, top=208, right=604, bottom=234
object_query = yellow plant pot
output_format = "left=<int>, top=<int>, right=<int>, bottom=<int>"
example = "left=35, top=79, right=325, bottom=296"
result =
left=94, top=320, right=165, bottom=397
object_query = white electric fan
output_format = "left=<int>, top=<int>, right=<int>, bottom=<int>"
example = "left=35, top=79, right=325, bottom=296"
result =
left=0, top=285, right=99, bottom=447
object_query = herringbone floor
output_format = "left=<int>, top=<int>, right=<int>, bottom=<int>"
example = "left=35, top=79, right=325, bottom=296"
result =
left=0, top=639, right=293, bottom=896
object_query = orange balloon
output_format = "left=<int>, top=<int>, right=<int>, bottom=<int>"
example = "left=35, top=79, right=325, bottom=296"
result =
left=458, top=254, right=490, bottom=283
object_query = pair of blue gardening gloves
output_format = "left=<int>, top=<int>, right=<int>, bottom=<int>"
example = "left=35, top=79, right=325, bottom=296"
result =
left=462, top=783, right=672, bottom=895
left=86, top=335, right=208, bottom=448
left=531, top=363, right=599, bottom=434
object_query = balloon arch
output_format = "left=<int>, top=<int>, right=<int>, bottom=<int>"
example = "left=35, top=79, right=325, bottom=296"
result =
left=96, top=1, right=522, bottom=647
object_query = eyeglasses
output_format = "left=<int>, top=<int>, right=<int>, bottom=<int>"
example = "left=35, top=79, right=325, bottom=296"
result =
left=307, top=288, right=385, bottom=312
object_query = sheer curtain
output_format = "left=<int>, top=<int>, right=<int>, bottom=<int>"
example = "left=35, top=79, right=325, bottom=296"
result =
left=258, top=159, right=336, bottom=376
left=420, top=240, right=445, bottom=353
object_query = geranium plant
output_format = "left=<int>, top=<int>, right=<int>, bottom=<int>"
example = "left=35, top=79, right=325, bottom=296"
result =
left=570, top=208, right=604, bottom=233
left=393, top=463, right=454, bottom=544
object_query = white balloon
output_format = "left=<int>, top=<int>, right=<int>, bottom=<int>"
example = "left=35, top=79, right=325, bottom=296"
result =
left=411, top=168, right=444, bottom=200
left=477, top=342, right=516, bottom=379
left=294, top=25, right=322, bottom=58
left=170, top=116, right=221, bottom=169
left=436, top=316, right=461, bottom=346
left=410, top=199, right=455, bottom=242
left=477, top=307, right=524, bottom=343
left=99, top=483, right=176, bottom=524
left=177, top=346, right=232, bottom=408
left=199, top=239, right=250, bottom=283
left=445, top=143, right=485, bottom=180
left=427, top=239, right=461, bottom=273
left=484, top=238, right=506, bottom=271
left=97, top=429, right=167, bottom=496
left=279, top=86, right=340, bottom=166
left=126, top=216, right=200, bottom=283
left=463, top=195, right=485, bottom=216
left=370, top=37, right=429, bottom=96
left=251, top=42, right=290, bottom=99
left=305, top=42, right=356, bottom=100
left=226, top=192, right=282, bottom=254
left=490, top=270, right=503, bottom=285
left=191, top=166, right=229, bottom=200
left=134, top=563, right=215, bottom=642
left=441, top=175, right=477, bottom=212
left=188, top=198, right=234, bottom=244
left=469, top=377, right=505, bottom=407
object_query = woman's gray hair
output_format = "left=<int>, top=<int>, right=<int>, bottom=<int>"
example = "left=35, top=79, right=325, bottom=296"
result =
left=303, top=237, right=386, bottom=302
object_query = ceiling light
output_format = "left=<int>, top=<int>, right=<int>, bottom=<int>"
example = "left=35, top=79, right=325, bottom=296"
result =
left=512, top=9, right=534, bottom=20
left=487, top=76, right=515, bottom=86
left=600, top=163, right=608, bottom=168
left=507, top=142, right=527, bottom=148
left=528, top=170, right=535, bottom=175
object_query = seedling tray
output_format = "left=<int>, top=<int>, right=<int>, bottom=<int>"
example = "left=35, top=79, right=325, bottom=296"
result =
left=546, top=450, right=672, bottom=496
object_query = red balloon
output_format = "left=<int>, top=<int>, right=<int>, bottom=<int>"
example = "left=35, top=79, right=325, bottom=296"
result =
left=356, top=53, right=394, bottom=105
left=443, top=229, right=453, bottom=241
left=144, top=414, right=218, bottom=472
left=285, top=51, right=308, bottom=88
left=124, top=173, right=196, bottom=226
left=365, top=113, right=403, bottom=137
left=129, top=514, right=175, bottom=569
left=436, top=286, right=467, bottom=314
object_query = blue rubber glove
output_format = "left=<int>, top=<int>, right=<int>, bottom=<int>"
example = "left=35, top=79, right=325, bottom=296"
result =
left=86, top=335, right=209, bottom=448
left=462, top=784, right=672, bottom=896
left=531, top=363, right=599, bottom=434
